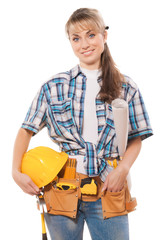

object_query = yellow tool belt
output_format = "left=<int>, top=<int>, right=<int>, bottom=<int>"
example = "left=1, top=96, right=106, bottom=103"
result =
left=43, top=172, right=137, bottom=220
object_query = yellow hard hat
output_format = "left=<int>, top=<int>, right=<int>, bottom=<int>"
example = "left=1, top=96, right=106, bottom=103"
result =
left=21, top=146, right=68, bottom=188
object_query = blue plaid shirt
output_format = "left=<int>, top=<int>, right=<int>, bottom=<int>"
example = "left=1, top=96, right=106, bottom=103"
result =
left=22, top=65, right=153, bottom=181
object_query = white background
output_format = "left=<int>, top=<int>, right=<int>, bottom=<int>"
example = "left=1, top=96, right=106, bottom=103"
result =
left=0, top=0, right=166, bottom=239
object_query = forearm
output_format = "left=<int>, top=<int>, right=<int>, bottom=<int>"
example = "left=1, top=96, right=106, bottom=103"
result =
left=12, top=128, right=40, bottom=195
left=12, top=128, right=33, bottom=176
left=118, top=136, right=142, bottom=174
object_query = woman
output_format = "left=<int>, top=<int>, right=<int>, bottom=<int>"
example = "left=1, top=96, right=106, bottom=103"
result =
left=12, top=8, right=153, bottom=240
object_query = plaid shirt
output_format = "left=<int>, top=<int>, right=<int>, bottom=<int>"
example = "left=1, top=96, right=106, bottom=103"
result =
left=22, top=65, right=153, bottom=181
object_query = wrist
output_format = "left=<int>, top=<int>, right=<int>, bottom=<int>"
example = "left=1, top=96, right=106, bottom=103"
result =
left=117, top=162, right=129, bottom=176
left=12, top=168, right=22, bottom=181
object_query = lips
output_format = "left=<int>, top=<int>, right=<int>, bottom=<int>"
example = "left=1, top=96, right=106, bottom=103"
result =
left=82, top=49, right=95, bottom=56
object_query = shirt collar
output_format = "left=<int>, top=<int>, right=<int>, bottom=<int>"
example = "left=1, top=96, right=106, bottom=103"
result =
left=70, top=64, right=102, bottom=83
left=69, top=65, right=126, bottom=88
left=69, top=64, right=82, bottom=79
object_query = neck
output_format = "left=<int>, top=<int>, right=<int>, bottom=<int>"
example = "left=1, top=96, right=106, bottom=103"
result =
left=80, top=61, right=101, bottom=70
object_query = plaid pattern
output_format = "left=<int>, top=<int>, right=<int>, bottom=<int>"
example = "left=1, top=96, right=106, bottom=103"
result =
left=22, top=65, right=153, bottom=181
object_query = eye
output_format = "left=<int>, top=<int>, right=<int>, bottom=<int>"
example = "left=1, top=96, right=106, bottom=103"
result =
left=73, top=37, right=79, bottom=42
left=89, top=33, right=95, bottom=38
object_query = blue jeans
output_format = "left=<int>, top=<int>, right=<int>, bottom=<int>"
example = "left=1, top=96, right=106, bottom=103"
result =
left=44, top=198, right=129, bottom=240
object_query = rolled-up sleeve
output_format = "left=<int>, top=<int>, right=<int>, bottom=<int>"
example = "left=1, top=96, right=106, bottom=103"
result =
left=21, top=86, right=47, bottom=135
left=128, top=88, right=153, bottom=140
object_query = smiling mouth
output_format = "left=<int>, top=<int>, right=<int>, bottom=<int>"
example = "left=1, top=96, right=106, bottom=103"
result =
left=82, top=49, right=95, bottom=56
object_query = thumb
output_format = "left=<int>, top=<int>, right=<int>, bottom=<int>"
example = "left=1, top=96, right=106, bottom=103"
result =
left=29, top=179, right=40, bottom=193
left=101, top=178, right=108, bottom=192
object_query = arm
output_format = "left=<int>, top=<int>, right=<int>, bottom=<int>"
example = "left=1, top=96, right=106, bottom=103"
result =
left=12, top=128, right=40, bottom=195
left=102, top=136, right=142, bottom=192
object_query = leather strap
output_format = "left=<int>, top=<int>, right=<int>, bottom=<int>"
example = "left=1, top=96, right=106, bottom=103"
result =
left=126, top=197, right=137, bottom=211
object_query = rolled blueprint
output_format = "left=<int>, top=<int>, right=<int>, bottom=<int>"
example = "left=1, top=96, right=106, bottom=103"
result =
left=112, top=99, right=132, bottom=190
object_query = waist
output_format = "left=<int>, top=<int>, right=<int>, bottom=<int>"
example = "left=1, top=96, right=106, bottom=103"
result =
left=68, top=154, right=120, bottom=161
left=68, top=154, right=87, bottom=175
left=68, top=154, right=119, bottom=175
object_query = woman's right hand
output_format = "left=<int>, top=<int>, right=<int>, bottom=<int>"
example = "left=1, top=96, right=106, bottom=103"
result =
left=13, top=170, right=40, bottom=196
left=12, top=128, right=40, bottom=196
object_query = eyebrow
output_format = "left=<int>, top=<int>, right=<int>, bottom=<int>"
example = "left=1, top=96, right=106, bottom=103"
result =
left=71, top=30, right=92, bottom=37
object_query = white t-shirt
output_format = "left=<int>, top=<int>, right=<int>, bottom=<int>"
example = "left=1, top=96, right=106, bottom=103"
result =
left=69, top=66, right=101, bottom=174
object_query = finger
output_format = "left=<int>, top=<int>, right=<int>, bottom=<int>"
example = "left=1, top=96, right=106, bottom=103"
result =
left=29, top=180, right=40, bottom=194
left=120, top=184, right=125, bottom=191
left=112, top=185, right=124, bottom=192
left=101, top=178, right=108, bottom=192
left=23, top=187, right=37, bottom=195
left=23, top=180, right=40, bottom=195
left=23, top=184, right=39, bottom=195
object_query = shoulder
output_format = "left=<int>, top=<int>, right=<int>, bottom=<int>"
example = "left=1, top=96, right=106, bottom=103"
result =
left=37, top=65, right=81, bottom=101
left=123, top=74, right=138, bottom=90
left=121, top=74, right=139, bottom=102
left=42, top=70, right=71, bottom=89
left=41, top=65, right=80, bottom=91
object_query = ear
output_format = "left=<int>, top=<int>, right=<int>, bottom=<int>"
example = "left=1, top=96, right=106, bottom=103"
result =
left=103, top=30, right=108, bottom=44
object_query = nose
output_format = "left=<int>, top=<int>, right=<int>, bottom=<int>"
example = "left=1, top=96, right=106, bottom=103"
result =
left=81, top=38, right=90, bottom=50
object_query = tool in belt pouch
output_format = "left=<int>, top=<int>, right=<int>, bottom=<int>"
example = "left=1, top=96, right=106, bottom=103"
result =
left=80, top=178, right=97, bottom=195
left=43, top=158, right=98, bottom=218
left=43, top=157, right=80, bottom=219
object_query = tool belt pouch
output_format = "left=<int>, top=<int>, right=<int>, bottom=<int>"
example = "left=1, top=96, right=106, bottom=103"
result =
left=101, top=182, right=137, bottom=219
left=43, top=178, right=80, bottom=219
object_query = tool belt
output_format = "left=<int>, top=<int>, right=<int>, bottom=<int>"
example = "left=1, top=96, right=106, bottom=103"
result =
left=43, top=158, right=137, bottom=219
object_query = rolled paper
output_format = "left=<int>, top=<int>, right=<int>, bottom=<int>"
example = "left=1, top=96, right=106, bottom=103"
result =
left=112, top=99, right=132, bottom=190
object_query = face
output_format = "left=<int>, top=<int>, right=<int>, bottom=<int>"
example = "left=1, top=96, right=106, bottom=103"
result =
left=69, top=25, right=107, bottom=70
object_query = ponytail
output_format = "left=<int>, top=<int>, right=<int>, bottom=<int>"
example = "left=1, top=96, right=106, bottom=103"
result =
left=99, top=43, right=124, bottom=104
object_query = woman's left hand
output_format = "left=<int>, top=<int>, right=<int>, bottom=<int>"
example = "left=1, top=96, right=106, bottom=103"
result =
left=101, top=164, right=129, bottom=192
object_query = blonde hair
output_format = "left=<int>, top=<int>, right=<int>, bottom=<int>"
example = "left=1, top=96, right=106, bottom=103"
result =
left=65, top=8, right=124, bottom=103
left=65, top=8, right=106, bottom=36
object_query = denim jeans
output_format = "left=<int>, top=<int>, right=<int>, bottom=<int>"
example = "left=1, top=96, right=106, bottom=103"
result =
left=44, top=198, right=129, bottom=240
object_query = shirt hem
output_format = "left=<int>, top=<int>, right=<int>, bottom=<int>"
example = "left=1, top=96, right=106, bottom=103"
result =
left=128, top=128, right=153, bottom=141
left=21, top=123, right=39, bottom=135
